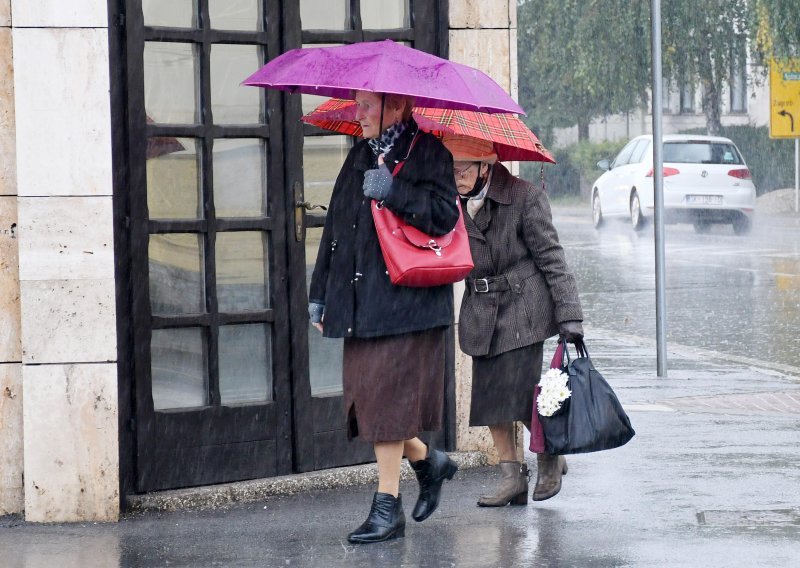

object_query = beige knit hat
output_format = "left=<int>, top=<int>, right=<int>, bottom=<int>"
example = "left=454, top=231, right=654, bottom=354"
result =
left=441, top=134, right=497, bottom=164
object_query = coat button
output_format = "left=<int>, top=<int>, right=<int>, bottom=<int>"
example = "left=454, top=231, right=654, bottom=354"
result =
left=347, top=327, right=352, bottom=333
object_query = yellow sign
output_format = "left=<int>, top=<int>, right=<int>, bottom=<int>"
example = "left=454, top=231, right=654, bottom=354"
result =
left=770, top=58, right=800, bottom=139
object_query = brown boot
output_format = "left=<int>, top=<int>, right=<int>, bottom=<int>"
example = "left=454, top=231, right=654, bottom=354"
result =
left=532, top=454, right=568, bottom=501
left=477, top=461, right=529, bottom=507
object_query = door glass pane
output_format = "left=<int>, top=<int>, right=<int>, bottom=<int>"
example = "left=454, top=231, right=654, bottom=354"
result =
left=144, top=42, right=198, bottom=124
left=300, top=0, right=348, bottom=30
left=143, top=0, right=196, bottom=28
left=209, top=0, right=261, bottom=31
left=147, top=137, right=201, bottom=219
left=213, top=139, right=266, bottom=217
left=219, top=324, right=272, bottom=403
left=216, top=232, right=269, bottom=312
left=303, top=136, right=351, bottom=209
left=149, top=234, right=205, bottom=315
left=211, top=44, right=263, bottom=124
left=151, top=327, right=208, bottom=410
left=361, top=1, right=409, bottom=29
left=306, top=226, right=343, bottom=396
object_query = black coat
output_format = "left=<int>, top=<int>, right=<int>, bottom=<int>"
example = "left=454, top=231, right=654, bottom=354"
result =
left=309, top=121, right=459, bottom=338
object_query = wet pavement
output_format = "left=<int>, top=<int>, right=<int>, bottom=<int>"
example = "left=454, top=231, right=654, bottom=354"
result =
left=558, top=206, right=800, bottom=370
left=2, top=206, right=799, bottom=567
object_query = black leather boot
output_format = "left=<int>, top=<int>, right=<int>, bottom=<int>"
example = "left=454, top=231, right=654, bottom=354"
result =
left=409, top=448, right=458, bottom=522
left=347, top=492, right=406, bottom=544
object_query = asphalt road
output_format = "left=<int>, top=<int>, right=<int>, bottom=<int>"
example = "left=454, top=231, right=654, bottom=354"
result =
left=553, top=205, right=800, bottom=371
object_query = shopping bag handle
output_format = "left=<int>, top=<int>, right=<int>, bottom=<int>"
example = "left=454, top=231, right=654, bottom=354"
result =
left=560, top=338, right=590, bottom=364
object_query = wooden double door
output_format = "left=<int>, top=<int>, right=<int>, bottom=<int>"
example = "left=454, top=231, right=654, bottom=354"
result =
left=114, top=0, right=450, bottom=494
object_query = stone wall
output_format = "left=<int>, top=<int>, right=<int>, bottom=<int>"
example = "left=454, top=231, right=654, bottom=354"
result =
left=0, top=0, right=24, bottom=517
left=448, top=1, right=520, bottom=462
left=7, top=0, right=119, bottom=522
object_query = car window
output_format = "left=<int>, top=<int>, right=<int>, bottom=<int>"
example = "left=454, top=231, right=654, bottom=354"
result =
left=611, top=139, right=640, bottom=168
left=663, top=141, right=743, bottom=165
left=629, top=139, right=650, bottom=164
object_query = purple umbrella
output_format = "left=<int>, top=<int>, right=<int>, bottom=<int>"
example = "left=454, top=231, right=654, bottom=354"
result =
left=242, top=39, right=524, bottom=115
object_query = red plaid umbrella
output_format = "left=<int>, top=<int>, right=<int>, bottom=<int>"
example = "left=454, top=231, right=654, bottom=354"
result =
left=302, top=98, right=555, bottom=163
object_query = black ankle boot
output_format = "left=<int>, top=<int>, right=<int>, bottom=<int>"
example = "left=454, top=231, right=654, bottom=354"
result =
left=347, top=492, right=406, bottom=544
left=410, top=448, right=458, bottom=522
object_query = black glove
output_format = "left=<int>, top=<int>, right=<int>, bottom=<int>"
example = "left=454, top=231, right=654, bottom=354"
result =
left=362, top=164, right=394, bottom=201
left=559, top=320, right=584, bottom=343
left=308, top=301, right=324, bottom=324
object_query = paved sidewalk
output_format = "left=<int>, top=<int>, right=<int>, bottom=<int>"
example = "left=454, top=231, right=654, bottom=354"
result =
left=2, top=332, right=799, bottom=567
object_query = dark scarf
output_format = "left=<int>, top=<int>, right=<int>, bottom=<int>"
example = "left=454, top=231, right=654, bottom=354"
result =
left=460, top=165, right=492, bottom=199
left=368, top=120, right=409, bottom=157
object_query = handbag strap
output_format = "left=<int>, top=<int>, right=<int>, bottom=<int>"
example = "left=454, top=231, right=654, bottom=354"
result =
left=390, top=131, right=420, bottom=176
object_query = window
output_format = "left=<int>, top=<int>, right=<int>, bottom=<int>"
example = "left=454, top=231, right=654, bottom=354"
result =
left=630, top=139, right=650, bottom=164
left=729, top=39, right=747, bottom=113
left=663, top=141, right=743, bottom=165
left=679, top=81, right=695, bottom=114
left=611, top=139, right=640, bottom=168
left=141, top=1, right=275, bottom=409
left=661, top=78, right=673, bottom=114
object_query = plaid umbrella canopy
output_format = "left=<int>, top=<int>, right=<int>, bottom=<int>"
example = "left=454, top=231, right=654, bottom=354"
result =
left=302, top=98, right=555, bottom=163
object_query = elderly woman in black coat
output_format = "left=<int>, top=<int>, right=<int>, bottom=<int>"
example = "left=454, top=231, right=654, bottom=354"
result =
left=308, top=91, right=460, bottom=543
left=442, top=134, right=584, bottom=507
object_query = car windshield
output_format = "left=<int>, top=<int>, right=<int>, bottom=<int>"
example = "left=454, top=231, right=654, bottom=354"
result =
left=663, top=141, right=743, bottom=165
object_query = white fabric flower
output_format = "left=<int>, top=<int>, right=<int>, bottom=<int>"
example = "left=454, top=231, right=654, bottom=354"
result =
left=537, top=368, right=571, bottom=417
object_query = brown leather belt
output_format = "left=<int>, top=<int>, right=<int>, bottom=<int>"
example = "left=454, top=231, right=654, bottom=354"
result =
left=465, top=260, right=537, bottom=294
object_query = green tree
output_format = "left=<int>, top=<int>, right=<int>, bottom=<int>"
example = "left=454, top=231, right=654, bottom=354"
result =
left=517, top=0, right=650, bottom=142
left=752, top=0, right=800, bottom=60
left=661, top=0, right=750, bottom=135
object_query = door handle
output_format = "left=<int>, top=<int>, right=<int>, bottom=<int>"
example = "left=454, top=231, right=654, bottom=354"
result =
left=295, top=201, right=328, bottom=211
left=293, top=181, right=329, bottom=242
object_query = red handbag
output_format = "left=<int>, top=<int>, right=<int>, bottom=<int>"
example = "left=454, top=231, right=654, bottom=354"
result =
left=370, top=139, right=474, bottom=287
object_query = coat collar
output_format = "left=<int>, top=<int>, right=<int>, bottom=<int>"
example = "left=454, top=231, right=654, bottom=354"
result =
left=482, top=163, right=514, bottom=205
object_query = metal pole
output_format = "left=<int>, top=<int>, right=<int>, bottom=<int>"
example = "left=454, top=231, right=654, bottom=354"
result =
left=795, top=138, right=799, bottom=213
left=651, top=0, right=668, bottom=376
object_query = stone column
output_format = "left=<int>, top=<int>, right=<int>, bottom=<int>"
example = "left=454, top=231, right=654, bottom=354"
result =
left=11, top=0, right=119, bottom=522
left=449, top=1, right=521, bottom=462
left=0, top=0, right=24, bottom=516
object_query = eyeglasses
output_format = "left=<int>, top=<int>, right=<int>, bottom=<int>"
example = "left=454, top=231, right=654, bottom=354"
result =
left=453, top=163, right=479, bottom=179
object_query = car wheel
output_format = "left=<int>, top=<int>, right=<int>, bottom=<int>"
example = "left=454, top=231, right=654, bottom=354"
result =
left=693, top=219, right=711, bottom=234
left=592, top=191, right=604, bottom=229
left=732, top=215, right=751, bottom=236
left=630, top=191, right=644, bottom=231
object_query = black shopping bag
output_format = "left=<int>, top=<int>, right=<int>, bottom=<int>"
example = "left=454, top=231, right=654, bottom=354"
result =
left=540, top=340, right=635, bottom=454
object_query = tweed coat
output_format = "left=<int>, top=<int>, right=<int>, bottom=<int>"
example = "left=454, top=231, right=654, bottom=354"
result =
left=459, top=163, right=583, bottom=357
left=309, top=120, right=460, bottom=338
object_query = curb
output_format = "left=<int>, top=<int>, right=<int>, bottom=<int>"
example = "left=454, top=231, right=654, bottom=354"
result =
left=126, top=451, right=488, bottom=514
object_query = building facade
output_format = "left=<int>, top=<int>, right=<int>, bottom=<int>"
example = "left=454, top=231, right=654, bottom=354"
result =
left=0, top=0, right=518, bottom=522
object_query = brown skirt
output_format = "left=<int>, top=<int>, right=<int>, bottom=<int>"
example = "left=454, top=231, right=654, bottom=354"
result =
left=469, top=342, right=544, bottom=426
left=342, top=327, right=447, bottom=443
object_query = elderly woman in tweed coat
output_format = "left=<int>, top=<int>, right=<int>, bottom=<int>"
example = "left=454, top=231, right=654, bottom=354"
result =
left=442, top=134, right=584, bottom=506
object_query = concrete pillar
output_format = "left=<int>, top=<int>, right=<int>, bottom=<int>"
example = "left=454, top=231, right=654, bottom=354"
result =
left=448, top=1, right=520, bottom=462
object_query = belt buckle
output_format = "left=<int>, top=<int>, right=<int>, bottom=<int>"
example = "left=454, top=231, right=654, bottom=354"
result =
left=474, top=278, right=490, bottom=293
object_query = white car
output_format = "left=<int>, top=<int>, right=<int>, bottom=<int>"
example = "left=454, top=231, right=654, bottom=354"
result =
left=591, top=134, right=756, bottom=234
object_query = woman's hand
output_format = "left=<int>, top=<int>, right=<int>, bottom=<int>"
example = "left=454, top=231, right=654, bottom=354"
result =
left=308, top=301, right=325, bottom=333
left=558, top=320, right=584, bottom=343
left=363, top=163, right=394, bottom=201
